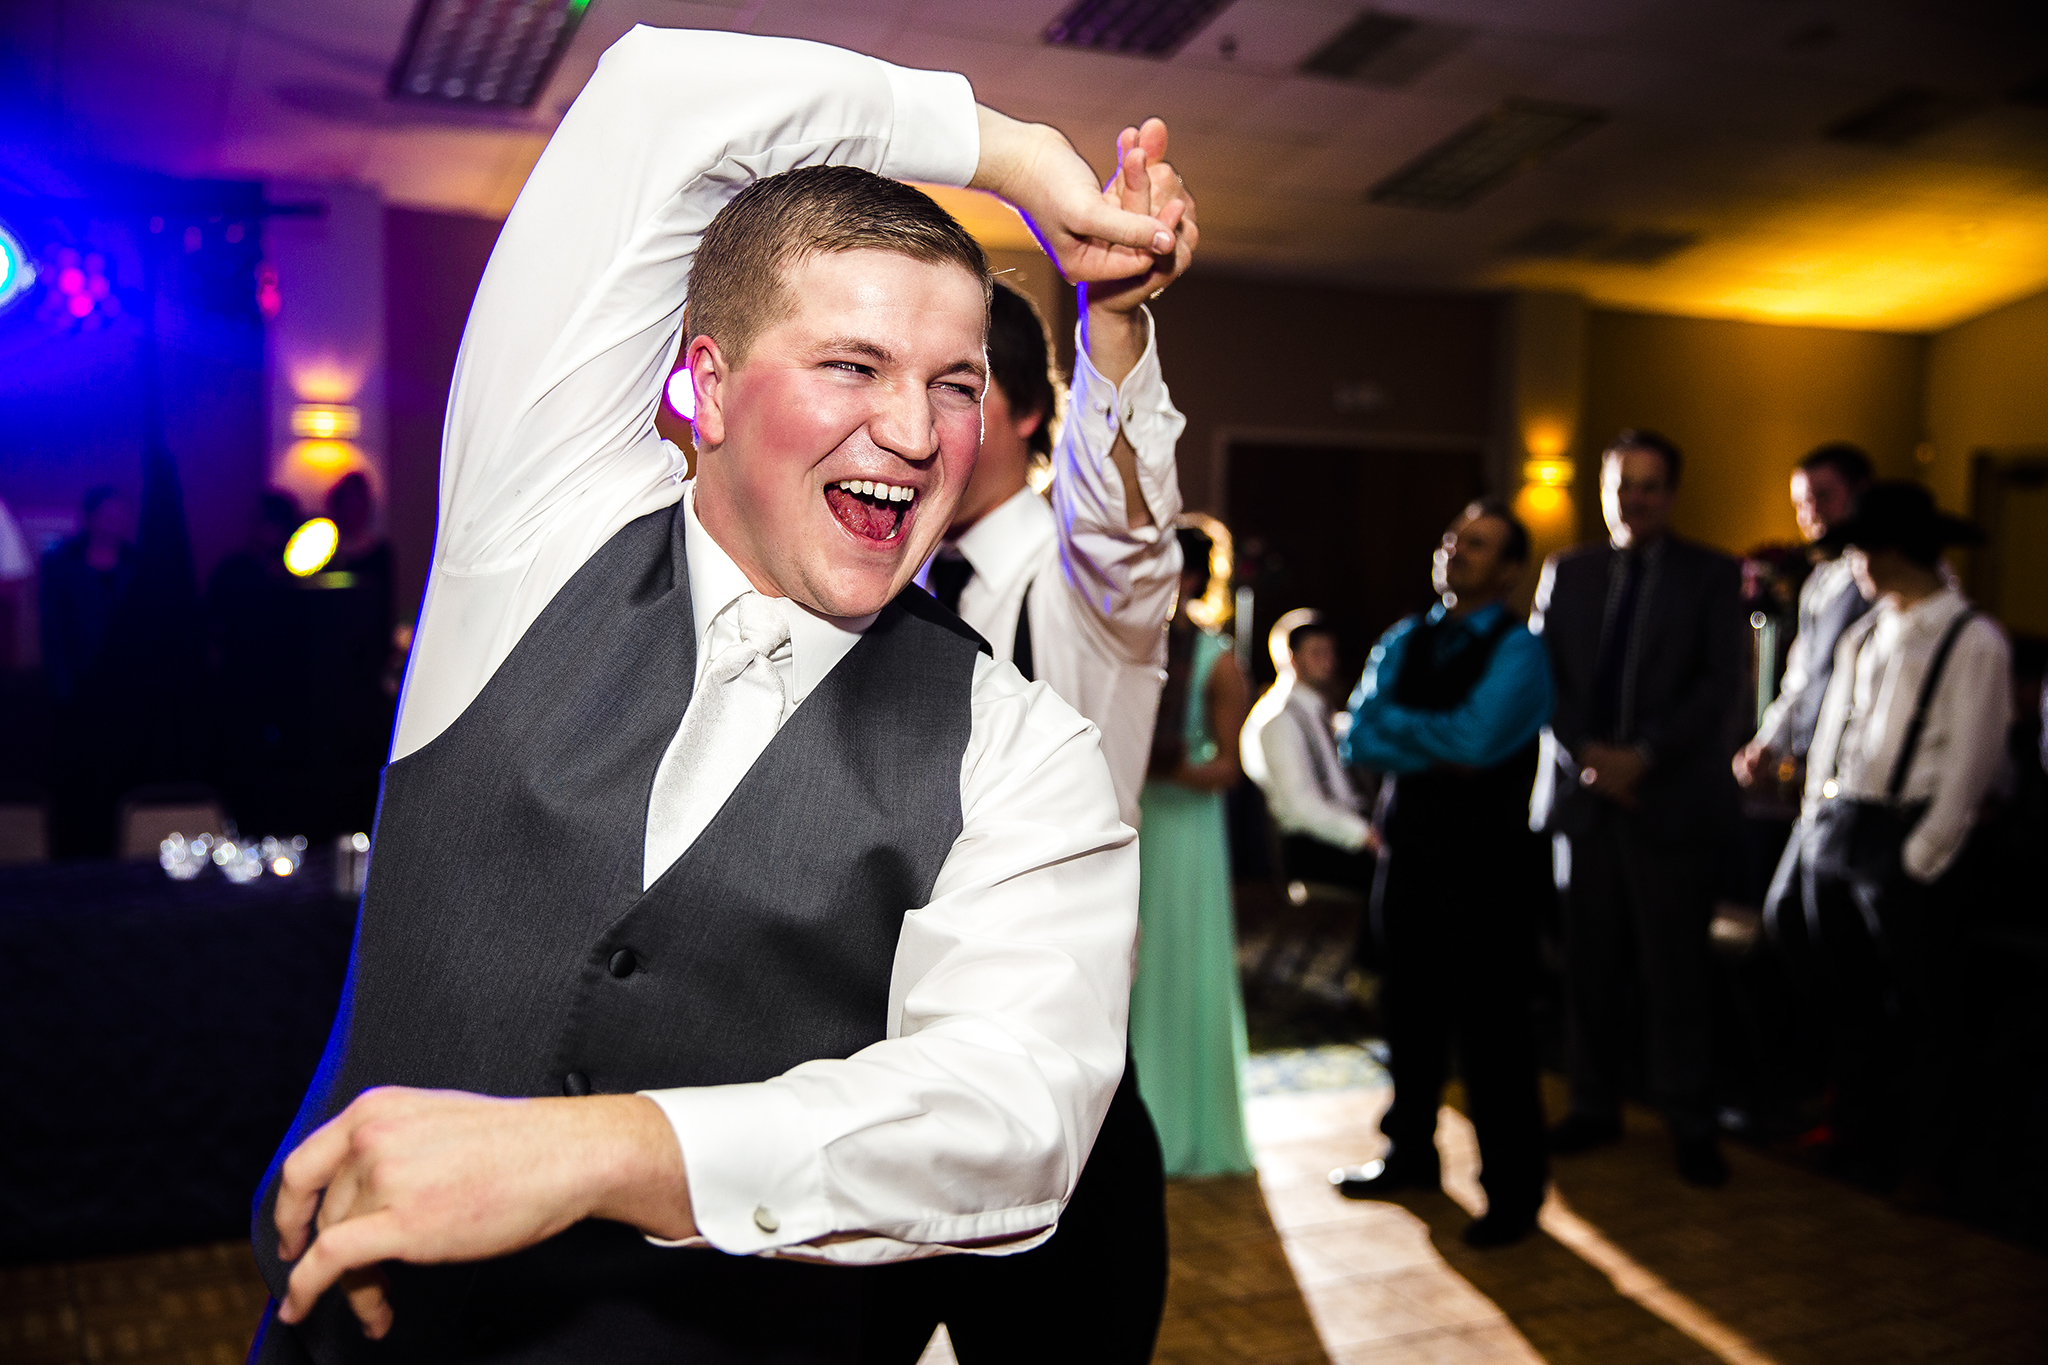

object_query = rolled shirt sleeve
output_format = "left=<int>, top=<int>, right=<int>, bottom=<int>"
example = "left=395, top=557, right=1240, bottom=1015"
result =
left=644, top=656, right=1137, bottom=1262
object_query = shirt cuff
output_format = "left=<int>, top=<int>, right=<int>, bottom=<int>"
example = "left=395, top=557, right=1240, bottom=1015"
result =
left=879, top=65, right=979, bottom=187
left=1068, top=310, right=1184, bottom=530
left=639, top=1083, right=830, bottom=1255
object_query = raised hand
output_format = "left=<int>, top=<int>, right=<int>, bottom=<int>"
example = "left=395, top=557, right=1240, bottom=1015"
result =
left=1085, top=118, right=1198, bottom=318
left=971, top=106, right=1173, bottom=283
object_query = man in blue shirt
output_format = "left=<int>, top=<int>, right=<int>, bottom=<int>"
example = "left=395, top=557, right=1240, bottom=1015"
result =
left=1332, top=499, right=1554, bottom=1247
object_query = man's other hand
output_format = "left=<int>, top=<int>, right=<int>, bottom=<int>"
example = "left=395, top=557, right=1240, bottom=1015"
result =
left=273, top=1087, right=692, bottom=1338
left=1578, top=742, right=1647, bottom=808
left=1084, top=118, right=1197, bottom=321
left=1732, top=737, right=1770, bottom=788
left=972, top=106, right=1173, bottom=282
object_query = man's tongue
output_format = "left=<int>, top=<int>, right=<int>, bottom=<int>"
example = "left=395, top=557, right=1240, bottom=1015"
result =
left=826, top=486, right=905, bottom=542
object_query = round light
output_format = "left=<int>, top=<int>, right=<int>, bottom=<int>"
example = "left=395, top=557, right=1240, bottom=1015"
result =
left=0, top=222, right=34, bottom=314
left=664, top=367, right=695, bottom=421
left=284, top=517, right=339, bottom=576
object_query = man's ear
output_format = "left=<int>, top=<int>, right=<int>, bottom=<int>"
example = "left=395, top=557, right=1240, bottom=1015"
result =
left=688, top=335, right=730, bottom=450
left=1014, top=407, right=1045, bottom=443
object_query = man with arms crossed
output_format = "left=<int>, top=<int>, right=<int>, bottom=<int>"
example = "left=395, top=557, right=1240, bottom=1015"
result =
left=1330, top=502, right=1553, bottom=1247
left=250, top=26, right=1188, bottom=1363
left=881, top=135, right=1195, bottom=1361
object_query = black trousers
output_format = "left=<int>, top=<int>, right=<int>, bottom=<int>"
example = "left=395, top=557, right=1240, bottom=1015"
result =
left=1280, top=834, right=1375, bottom=897
left=1793, top=834, right=1967, bottom=1181
left=860, top=1058, right=1168, bottom=1364
left=1561, top=805, right=1718, bottom=1139
left=1372, top=832, right=1548, bottom=1220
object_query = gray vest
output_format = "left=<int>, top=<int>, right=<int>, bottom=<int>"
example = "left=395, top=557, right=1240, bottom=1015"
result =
left=251, top=503, right=986, bottom=1364
left=1786, top=563, right=1871, bottom=757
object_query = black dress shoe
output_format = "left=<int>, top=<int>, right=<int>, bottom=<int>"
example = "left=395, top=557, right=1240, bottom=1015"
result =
left=1460, top=1208, right=1538, bottom=1248
left=1675, top=1135, right=1729, bottom=1187
left=1547, top=1113, right=1622, bottom=1155
left=1328, top=1159, right=1439, bottom=1201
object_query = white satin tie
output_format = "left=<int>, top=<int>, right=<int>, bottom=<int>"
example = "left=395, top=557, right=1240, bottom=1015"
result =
left=643, top=593, right=792, bottom=889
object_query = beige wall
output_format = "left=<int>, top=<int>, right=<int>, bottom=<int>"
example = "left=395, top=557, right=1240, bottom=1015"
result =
left=1924, top=287, right=2048, bottom=636
left=1923, top=287, right=2048, bottom=510
left=1147, top=274, right=1501, bottom=516
left=1579, top=310, right=1926, bottom=556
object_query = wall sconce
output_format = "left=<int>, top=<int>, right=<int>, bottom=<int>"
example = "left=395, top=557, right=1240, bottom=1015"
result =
left=291, top=403, right=361, bottom=440
left=1523, top=458, right=1576, bottom=488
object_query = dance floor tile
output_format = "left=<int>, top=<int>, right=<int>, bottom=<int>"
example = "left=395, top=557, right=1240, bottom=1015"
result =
left=9, top=1072, right=2048, bottom=1364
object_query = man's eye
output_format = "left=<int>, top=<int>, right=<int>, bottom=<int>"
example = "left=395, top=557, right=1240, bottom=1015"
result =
left=938, top=382, right=980, bottom=400
left=826, top=361, right=873, bottom=376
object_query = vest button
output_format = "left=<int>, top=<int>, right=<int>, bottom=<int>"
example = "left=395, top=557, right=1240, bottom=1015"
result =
left=563, top=1071, right=590, bottom=1097
left=608, top=948, right=638, bottom=978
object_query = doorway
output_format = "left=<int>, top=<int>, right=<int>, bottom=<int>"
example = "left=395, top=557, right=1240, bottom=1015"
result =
left=1225, top=439, right=1487, bottom=692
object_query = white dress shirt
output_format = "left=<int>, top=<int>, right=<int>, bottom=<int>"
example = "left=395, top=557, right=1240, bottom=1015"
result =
left=1241, top=674, right=1371, bottom=852
left=389, top=26, right=1138, bottom=1266
left=935, top=319, right=1184, bottom=827
left=1805, top=586, right=2011, bottom=883
left=1752, top=554, right=1861, bottom=755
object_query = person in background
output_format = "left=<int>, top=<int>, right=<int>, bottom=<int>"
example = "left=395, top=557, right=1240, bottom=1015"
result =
left=0, top=495, right=34, bottom=673
left=1797, top=483, right=2009, bottom=1196
left=205, top=491, right=308, bottom=798
left=1531, top=430, right=1745, bottom=1188
left=1242, top=608, right=1376, bottom=897
left=1130, top=523, right=1256, bottom=1178
left=39, top=486, right=137, bottom=856
left=39, top=486, right=134, bottom=708
left=311, top=473, right=398, bottom=812
left=875, top=125, right=1194, bottom=1363
left=1734, top=443, right=1875, bottom=799
left=1332, top=500, right=1553, bottom=1246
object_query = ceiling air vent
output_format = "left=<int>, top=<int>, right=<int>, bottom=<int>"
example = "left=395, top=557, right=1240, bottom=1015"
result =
left=1300, top=10, right=1473, bottom=87
left=1824, top=87, right=1979, bottom=147
left=1501, top=220, right=1698, bottom=267
left=1370, top=99, right=1606, bottom=211
left=388, top=0, right=590, bottom=109
left=1502, top=220, right=1612, bottom=258
left=1593, top=228, right=1699, bottom=266
left=1043, top=0, right=1236, bottom=59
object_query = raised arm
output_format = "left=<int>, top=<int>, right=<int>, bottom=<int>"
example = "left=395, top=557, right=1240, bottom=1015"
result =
left=396, top=26, right=1172, bottom=756
left=1048, top=123, right=1196, bottom=667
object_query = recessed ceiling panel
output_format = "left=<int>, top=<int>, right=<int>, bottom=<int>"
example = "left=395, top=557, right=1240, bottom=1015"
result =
left=389, top=0, right=591, bottom=109
left=1370, top=98, right=1606, bottom=211
left=1043, top=0, right=1236, bottom=58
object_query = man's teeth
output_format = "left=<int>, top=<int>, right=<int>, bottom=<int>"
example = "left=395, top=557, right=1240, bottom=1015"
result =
left=834, top=479, right=916, bottom=503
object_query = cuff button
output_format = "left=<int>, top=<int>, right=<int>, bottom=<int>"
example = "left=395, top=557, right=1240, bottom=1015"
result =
left=752, top=1205, right=780, bottom=1234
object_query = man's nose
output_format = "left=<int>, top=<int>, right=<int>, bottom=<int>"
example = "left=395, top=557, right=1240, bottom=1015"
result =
left=867, top=384, right=939, bottom=462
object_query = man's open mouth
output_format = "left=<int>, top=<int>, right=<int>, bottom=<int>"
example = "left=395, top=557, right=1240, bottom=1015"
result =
left=825, top=479, right=918, bottom=543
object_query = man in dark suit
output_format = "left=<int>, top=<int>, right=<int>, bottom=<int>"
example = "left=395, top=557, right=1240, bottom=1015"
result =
left=1530, top=429, right=1744, bottom=1187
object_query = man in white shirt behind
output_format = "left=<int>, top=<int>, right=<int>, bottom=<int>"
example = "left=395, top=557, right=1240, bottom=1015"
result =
left=879, top=126, right=1195, bottom=1363
left=1242, top=608, right=1377, bottom=897
left=1796, top=482, right=2010, bottom=1197
left=249, top=26, right=1194, bottom=1365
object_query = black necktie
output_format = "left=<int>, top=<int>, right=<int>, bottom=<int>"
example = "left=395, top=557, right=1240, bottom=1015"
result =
left=930, top=554, right=973, bottom=615
left=1592, top=551, right=1642, bottom=739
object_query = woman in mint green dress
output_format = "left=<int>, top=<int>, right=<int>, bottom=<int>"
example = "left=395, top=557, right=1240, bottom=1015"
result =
left=1131, top=525, right=1256, bottom=1176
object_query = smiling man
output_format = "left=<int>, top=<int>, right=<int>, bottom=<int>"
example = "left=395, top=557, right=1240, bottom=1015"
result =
left=246, top=25, right=1184, bottom=1365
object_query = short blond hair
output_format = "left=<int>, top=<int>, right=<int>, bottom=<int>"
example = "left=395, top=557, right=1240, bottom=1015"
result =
left=684, top=165, right=992, bottom=368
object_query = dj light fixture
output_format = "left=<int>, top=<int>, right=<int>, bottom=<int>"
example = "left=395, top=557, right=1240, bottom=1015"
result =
left=389, top=0, right=591, bottom=109
left=0, top=219, right=35, bottom=315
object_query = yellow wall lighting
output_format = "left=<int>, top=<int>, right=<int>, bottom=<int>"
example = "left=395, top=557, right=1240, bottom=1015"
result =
left=1523, top=458, right=1576, bottom=488
left=291, top=403, right=361, bottom=440
left=284, top=517, right=340, bottom=577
